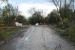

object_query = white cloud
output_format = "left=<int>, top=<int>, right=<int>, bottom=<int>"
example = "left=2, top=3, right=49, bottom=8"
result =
left=18, top=2, right=56, bottom=18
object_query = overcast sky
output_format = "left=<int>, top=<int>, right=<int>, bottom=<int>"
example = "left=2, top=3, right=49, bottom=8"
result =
left=2, top=0, right=56, bottom=18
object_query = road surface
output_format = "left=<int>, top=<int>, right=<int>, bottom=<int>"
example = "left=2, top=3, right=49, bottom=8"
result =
left=0, top=26, right=75, bottom=50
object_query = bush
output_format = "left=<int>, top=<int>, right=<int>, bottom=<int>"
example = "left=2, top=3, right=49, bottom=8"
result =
left=64, top=26, right=75, bottom=42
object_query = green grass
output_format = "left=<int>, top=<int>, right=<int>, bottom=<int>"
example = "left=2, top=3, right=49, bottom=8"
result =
left=0, top=27, right=18, bottom=41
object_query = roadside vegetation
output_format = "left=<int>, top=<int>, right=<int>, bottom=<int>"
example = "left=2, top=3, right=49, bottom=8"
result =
left=45, top=0, right=75, bottom=43
left=0, top=0, right=28, bottom=43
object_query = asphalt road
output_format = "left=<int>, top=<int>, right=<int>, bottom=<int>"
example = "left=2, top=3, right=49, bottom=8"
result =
left=0, top=26, right=75, bottom=50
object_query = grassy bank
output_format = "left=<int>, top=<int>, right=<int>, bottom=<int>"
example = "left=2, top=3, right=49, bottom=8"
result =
left=0, top=27, right=19, bottom=41
left=0, top=26, right=29, bottom=46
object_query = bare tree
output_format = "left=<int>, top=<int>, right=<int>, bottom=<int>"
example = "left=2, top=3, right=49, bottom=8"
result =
left=50, top=0, right=74, bottom=10
left=50, top=0, right=74, bottom=25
